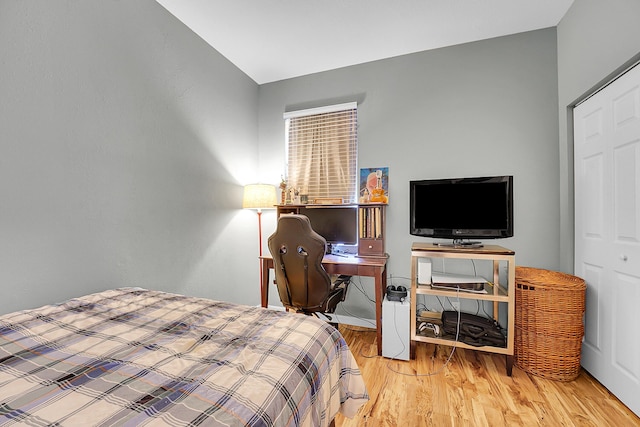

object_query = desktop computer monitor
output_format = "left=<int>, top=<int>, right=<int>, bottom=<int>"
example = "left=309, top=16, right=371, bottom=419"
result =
left=299, top=206, right=358, bottom=246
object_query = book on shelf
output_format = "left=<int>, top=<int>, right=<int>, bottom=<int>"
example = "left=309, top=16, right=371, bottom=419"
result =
left=359, top=205, right=383, bottom=239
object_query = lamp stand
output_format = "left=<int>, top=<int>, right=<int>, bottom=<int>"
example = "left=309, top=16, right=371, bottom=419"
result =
left=257, top=209, right=264, bottom=291
left=242, top=183, right=277, bottom=298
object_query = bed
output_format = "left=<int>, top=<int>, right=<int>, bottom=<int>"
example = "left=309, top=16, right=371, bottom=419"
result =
left=0, top=288, right=368, bottom=426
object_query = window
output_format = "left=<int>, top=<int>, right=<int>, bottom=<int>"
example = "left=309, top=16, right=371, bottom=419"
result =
left=284, top=102, right=358, bottom=204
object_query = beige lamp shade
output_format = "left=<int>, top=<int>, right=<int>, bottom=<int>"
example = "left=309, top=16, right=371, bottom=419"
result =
left=243, top=184, right=277, bottom=210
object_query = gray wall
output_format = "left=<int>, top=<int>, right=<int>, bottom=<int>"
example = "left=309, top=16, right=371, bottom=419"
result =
left=259, top=29, right=560, bottom=317
left=0, top=0, right=260, bottom=314
left=556, top=0, right=640, bottom=273
left=4, top=0, right=637, bottom=320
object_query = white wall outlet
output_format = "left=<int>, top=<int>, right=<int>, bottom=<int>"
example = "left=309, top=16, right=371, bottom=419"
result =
left=450, top=301, right=460, bottom=311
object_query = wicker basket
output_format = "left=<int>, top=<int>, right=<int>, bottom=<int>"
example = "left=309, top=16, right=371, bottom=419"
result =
left=514, top=266, right=586, bottom=381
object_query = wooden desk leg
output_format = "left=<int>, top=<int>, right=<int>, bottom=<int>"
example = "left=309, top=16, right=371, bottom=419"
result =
left=260, top=259, right=270, bottom=308
left=506, top=355, right=513, bottom=376
left=375, top=265, right=386, bottom=356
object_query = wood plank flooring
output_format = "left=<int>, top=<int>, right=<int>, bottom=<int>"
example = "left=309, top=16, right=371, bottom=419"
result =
left=334, top=325, right=640, bottom=427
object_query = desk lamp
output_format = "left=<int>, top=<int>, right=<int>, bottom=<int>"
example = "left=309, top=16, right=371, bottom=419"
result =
left=243, top=184, right=278, bottom=291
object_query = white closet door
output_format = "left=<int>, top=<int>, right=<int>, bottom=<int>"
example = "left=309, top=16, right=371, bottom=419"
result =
left=574, top=62, right=640, bottom=417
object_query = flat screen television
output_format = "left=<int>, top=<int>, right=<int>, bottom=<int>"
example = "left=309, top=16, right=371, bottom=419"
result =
left=300, top=206, right=358, bottom=246
left=409, top=175, right=513, bottom=245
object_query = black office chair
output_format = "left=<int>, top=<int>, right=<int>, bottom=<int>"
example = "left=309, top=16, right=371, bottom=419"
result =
left=267, top=214, right=350, bottom=317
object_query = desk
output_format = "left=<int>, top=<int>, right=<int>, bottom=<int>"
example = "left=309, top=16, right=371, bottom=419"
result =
left=260, top=254, right=388, bottom=356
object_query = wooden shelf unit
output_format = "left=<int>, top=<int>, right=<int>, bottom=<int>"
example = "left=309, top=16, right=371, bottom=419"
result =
left=409, top=242, right=516, bottom=375
left=357, top=204, right=386, bottom=257
left=276, top=204, right=386, bottom=257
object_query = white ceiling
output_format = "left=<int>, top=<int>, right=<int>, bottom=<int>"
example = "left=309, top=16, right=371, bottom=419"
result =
left=156, top=0, right=574, bottom=85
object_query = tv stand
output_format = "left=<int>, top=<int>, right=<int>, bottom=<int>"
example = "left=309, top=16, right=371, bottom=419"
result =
left=435, top=239, right=484, bottom=248
left=410, top=243, right=515, bottom=375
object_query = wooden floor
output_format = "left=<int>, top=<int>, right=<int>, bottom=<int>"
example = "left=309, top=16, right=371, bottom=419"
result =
left=334, top=325, right=640, bottom=427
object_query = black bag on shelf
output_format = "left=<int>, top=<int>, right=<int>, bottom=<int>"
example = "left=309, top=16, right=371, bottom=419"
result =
left=441, top=311, right=506, bottom=348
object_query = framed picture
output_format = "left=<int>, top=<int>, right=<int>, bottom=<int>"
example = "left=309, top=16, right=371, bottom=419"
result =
left=359, top=167, right=389, bottom=203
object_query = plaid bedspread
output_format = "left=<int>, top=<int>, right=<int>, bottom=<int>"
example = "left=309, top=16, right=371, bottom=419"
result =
left=0, top=288, right=368, bottom=426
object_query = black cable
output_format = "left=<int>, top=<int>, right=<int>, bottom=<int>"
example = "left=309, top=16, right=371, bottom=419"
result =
left=334, top=304, right=376, bottom=328
left=349, top=275, right=375, bottom=305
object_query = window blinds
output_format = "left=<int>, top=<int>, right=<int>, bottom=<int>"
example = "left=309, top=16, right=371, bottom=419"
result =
left=285, top=104, right=358, bottom=204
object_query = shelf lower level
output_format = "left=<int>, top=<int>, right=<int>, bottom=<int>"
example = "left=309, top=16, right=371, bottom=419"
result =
left=413, top=334, right=512, bottom=355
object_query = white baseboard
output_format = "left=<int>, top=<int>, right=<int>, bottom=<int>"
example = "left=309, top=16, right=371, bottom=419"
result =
left=327, top=314, right=376, bottom=329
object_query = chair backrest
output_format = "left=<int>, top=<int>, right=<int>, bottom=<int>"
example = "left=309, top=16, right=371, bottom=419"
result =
left=267, top=214, right=331, bottom=312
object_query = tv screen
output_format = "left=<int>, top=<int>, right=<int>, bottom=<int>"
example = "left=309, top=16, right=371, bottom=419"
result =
left=300, top=206, right=358, bottom=245
left=410, top=176, right=513, bottom=242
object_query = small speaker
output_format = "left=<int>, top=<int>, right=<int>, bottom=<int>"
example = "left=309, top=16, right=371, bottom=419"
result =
left=386, top=285, right=407, bottom=302
left=418, top=258, right=432, bottom=284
